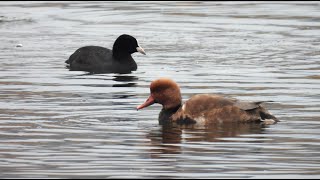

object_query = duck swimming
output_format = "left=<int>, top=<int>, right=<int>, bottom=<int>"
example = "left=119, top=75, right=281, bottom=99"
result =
left=137, top=78, right=279, bottom=125
left=65, top=34, right=146, bottom=74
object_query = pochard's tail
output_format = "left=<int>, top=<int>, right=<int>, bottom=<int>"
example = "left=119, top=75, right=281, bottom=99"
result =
left=259, top=107, right=279, bottom=125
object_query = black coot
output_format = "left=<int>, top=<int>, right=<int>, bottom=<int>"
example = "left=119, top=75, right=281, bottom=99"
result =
left=65, top=34, right=146, bottom=74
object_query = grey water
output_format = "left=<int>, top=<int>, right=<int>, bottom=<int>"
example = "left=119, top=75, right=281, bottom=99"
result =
left=0, top=1, right=320, bottom=178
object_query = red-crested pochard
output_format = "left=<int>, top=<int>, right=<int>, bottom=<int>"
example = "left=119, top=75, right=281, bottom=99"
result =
left=137, top=78, right=279, bottom=124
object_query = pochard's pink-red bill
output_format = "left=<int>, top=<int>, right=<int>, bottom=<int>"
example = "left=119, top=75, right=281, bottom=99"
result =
left=136, top=95, right=155, bottom=110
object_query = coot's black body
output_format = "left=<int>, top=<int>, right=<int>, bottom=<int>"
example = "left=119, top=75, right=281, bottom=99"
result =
left=65, top=34, right=146, bottom=74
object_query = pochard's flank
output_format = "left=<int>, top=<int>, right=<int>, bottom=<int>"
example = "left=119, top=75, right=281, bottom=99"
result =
left=137, top=78, right=279, bottom=125
left=65, top=34, right=146, bottom=74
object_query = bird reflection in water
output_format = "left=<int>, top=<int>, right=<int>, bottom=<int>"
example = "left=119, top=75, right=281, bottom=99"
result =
left=112, top=75, right=138, bottom=88
left=147, top=121, right=268, bottom=155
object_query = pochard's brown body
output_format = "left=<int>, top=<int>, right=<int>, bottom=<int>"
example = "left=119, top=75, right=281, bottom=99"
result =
left=137, top=78, right=278, bottom=125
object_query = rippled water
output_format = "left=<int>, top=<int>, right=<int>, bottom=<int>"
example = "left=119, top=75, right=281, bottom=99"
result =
left=0, top=1, right=320, bottom=178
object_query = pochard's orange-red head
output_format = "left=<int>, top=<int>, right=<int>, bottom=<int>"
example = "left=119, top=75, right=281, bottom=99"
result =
left=137, top=78, right=182, bottom=110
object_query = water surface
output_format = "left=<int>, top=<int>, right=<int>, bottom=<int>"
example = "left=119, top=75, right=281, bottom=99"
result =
left=0, top=1, right=320, bottom=178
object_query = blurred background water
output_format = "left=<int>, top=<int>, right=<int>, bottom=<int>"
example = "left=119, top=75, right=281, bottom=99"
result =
left=0, top=1, right=319, bottom=178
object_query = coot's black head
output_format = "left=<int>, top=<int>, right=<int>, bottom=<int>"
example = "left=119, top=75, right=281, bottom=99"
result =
left=112, top=34, right=146, bottom=59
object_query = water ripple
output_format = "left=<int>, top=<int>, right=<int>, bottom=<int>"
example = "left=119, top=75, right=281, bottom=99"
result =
left=0, top=1, right=319, bottom=179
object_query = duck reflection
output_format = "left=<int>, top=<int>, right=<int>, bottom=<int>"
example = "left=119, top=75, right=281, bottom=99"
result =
left=148, top=122, right=267, bottom=155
